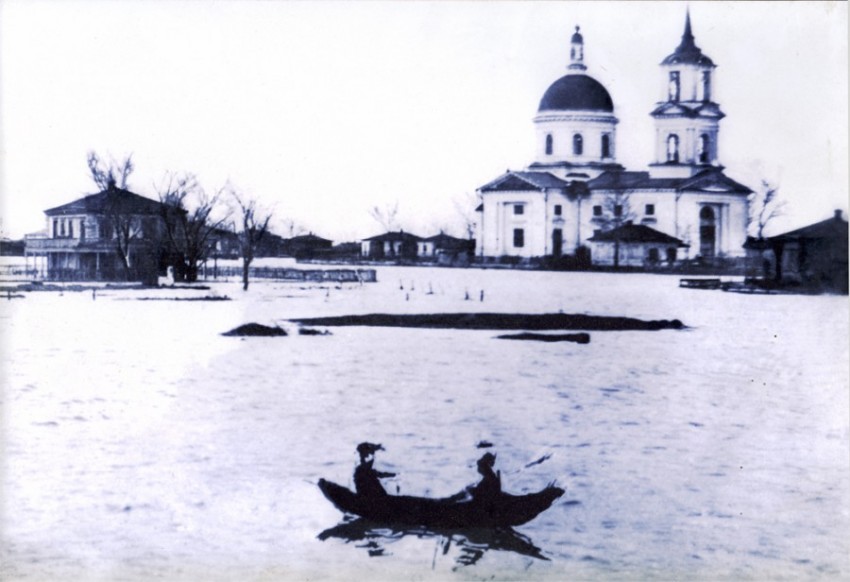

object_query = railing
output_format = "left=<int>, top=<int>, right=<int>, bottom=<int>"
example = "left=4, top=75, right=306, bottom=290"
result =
left=24, top=238, right=117, bottom=252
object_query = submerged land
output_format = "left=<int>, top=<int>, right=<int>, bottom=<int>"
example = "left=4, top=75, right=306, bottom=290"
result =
left=290, top=312, right=685, bottom=331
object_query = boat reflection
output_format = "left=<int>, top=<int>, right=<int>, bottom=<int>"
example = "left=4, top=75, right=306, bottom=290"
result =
left=318, top=517, right=550, bottom=566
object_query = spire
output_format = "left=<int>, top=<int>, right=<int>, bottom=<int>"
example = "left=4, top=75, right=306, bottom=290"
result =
left=661, top=8, right=714, bottom=66
left=678, top=8, right=697, bottom=52
left=568, top=25, right=586, bottom=71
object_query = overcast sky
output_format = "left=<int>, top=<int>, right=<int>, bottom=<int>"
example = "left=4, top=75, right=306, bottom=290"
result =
left=1, top=1, right=847, bottom=241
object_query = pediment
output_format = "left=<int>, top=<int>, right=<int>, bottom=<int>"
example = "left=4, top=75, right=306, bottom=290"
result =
left=683, top=171, right=751, bottom=194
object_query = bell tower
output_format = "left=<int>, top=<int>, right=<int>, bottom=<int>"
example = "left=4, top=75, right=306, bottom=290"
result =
left=649, top=10, right=724, bottom=178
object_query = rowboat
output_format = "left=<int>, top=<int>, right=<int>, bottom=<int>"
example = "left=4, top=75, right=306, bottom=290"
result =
left=317, top=478, right=564, bottom=528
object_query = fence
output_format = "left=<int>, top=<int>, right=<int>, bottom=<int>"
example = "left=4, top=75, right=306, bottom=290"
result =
left=0, top=263, right=377, bottom=284
left=0, top=265, right=41, bottom=280
left=201, top=265, right=377, bottom=283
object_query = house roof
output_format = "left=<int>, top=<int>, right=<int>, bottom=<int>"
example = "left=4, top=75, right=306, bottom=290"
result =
left=588, top=223, right=688, bottom=246
left=587, top=168, right=751, bottom=194
left=44, top=187, right=170, bottom=217
left=769, top=212, right=848, bottom=243
left=479, top=171, right=569, bottom=192
left=362, top=230, right=423, bottom=242
left=288, top=233, right=332, bottom=244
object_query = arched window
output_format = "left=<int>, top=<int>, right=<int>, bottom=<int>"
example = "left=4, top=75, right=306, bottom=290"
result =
left=573, top=134, right=583, bottom=156
left=601, top=134, right=611, bottom=158
left=701, top=71, right=711, bottom=102
left=666, top=134, right=680, bottom=163
left=668, top=71, right=680, bottom=102
left=545, top=134, right=553, bottom=155
left=698, top=134, right=710, bottom=164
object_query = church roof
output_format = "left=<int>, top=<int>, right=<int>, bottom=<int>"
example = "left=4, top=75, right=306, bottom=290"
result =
left=538, top=74, right=614, bottom=112
left=479, top=171, right=569, bottom=192
left=588, top=169, right=751, bottom=194
left=661, top=11, right=715, bottom=67
left=650, top=101, right=724, bottom=119
left=44, top=187, right=170, bottom=216
left=589, top=223, right=688, bottom=246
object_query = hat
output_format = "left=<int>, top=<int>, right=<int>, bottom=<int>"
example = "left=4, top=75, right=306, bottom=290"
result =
left=478, top=452, right=497, bottom=467
left=356, top=442, right=384, bottom=456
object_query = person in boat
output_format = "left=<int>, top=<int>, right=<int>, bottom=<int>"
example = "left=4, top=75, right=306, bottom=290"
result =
left=469, top=452, right=501, bottom=500
left=353, top=442, right=396, bottom=497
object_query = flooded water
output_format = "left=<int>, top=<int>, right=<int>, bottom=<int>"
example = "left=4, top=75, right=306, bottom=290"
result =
left=2, top=267, right=848, bottom=580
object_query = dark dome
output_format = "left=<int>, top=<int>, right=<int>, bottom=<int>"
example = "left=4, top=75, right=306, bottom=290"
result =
left=538, top=74, right=614, bottom=112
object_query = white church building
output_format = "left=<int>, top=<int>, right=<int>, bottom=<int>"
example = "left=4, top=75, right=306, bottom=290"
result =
left=476, top=13, right=751, bottom=266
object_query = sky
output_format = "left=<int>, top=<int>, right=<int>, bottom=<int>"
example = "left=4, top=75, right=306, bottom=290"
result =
left=1, top=1, right=847, bottom=242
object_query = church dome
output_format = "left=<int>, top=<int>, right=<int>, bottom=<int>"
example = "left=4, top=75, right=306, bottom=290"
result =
left=538, top=74, right=614, bottom=112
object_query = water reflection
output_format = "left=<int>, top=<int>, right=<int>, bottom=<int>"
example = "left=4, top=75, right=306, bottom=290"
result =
left=318, top=517, right=550, bottom=566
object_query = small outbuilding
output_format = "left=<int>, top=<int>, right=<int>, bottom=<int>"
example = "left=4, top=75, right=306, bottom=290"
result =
left=764, top=210, right=848, bottom=293
left=417, top=232, right=474, bottom=260
left=588, top=222, right=688, bottom=267
left=282, top=233, right=333, bottom=259
left=361, top=231, right=422, bottom=260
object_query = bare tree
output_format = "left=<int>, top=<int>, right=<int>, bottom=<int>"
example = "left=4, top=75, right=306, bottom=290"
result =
left=749, top=180, right=786, bottom=240
left=87, top=151, right=134, bottom=191
left=279, top=218, right=307, bottom=239
left=87, top=151, right=141, bottom=280
left=453, top=192, right=481, bottom=240
left=597, top=190, right=635, bottom=269
left=369, top=201, right=400, bottom=232
left=157, top=172, right=230, bottom=282
left=229, top=186, right=273, bottom=291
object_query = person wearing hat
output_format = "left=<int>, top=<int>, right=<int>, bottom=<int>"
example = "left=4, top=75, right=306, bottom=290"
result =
left=470, top=452, right=501, bottom=501
left=354, top=442, right=396, bottom=497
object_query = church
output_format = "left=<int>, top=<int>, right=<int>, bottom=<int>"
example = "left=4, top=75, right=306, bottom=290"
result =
left=476, top=13, right=751, bottom=266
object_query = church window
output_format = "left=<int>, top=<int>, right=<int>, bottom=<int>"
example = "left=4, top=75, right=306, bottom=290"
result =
left=573, top=134, right=583, bottom=156
left=698, top=134, right=710, bottom=164
left=701, top=71, right=711, bottom=102
left=593, top=205, right=602, bottom=217
left=601, top=134, right=611, bottom=158
left=68, top=220, right=74, bottom=238
left=60, top=220, right=66, bottom=237
left=545, top=134, right=553, bottom=155
left=668, top=71, right=680, bottom=102
left=614, top=205, right=623, bottom=217
left=53, top=219, right=58, bottom=238
left=667, top=134, right=680, bottom=163
left=513, top=228, right=525, bottom=248
left=645, top=204, right=655, bottom=216
left=513, top=204, right=524, bottom=215
left=554, top=204, right=562, bottom=216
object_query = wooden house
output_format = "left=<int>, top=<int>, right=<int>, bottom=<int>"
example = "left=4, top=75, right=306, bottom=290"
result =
left=24, top=186, right=176, bottom=283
